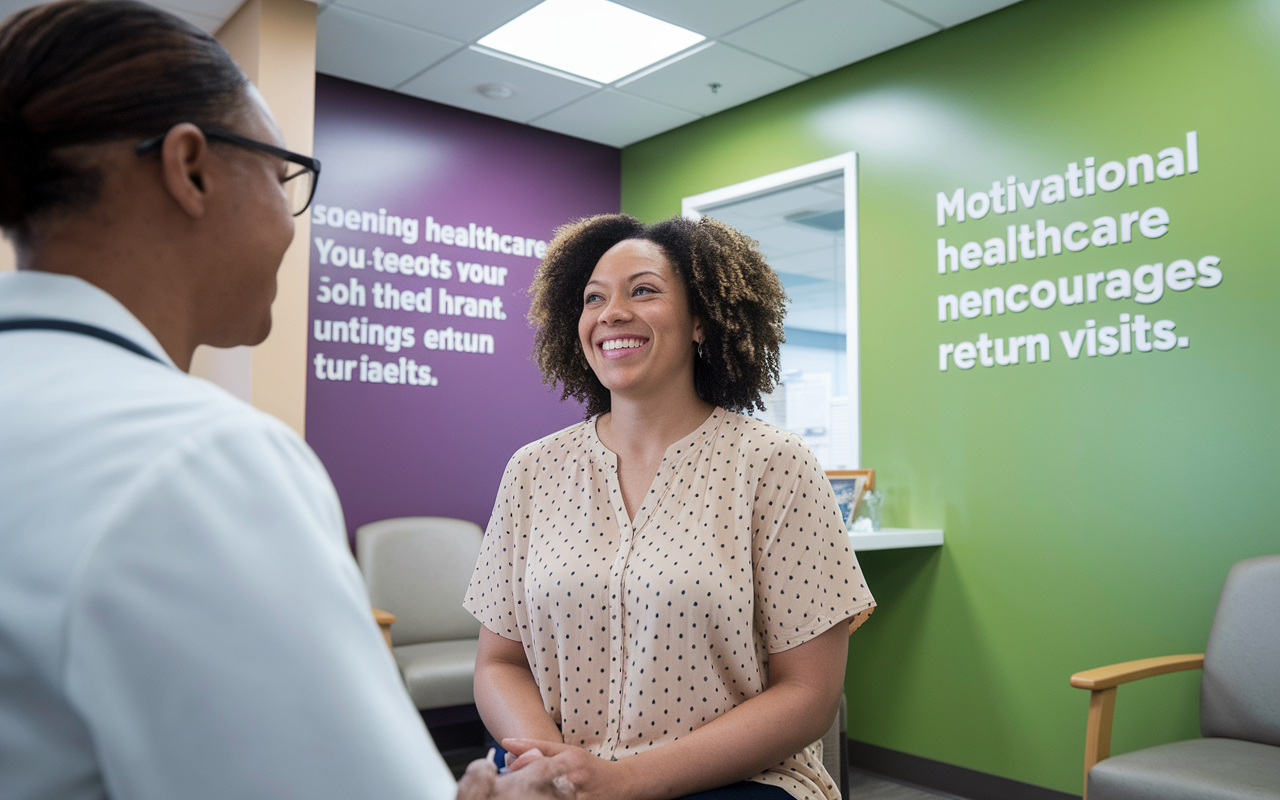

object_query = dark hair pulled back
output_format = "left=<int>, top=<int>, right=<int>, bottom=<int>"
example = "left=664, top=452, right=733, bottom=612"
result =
left=0, top=0, right=248, bottom=231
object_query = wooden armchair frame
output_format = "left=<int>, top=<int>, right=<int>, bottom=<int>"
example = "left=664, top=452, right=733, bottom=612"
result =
left=1068, top=654, right=1204, bottom=799
left=373, top=608, right=396, bottom=652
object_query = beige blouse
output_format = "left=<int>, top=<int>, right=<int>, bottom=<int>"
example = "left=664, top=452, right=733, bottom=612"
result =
left=464, top=409, right=875, bottom=800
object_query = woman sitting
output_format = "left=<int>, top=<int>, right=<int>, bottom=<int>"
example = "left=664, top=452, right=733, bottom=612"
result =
left=465, top=214, right=875, bottom=800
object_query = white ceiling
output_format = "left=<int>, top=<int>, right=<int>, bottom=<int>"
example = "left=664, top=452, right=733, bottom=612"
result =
left=0, top=0, right=1022, bottom=148
left=317, top=0, right=1024, bottom=147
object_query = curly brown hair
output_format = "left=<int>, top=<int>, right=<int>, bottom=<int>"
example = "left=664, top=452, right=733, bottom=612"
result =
left=529, top=213, right=788, bottom=417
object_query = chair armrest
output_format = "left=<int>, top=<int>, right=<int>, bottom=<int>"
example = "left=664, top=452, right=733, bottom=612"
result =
left=1070, top=654, right=1203, bottom=690
left=372, top=608, right=396, bottom=652
left=1069, top=654, right=1203, bottom=799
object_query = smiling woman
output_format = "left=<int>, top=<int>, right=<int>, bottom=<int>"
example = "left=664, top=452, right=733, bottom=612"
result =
left=465, top=214, right=877, bottom=800
left=530, top=214, right=788, bottom=416
left=577, top=238, right=704, bottom=408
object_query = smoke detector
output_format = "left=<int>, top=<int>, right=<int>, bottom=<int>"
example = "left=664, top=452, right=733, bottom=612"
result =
left=477, top=83, right=516, bottom=100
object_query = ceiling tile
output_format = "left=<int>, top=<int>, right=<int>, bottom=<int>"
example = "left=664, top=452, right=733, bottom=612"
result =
left=156, top=0, right=243, bottom=24
left=153, top=3, right=223, bottom=33
left=889, top=0, right=1022, bottom=28
left=724, top=0, right=939, bottom=77
left=0, top=1, right=29, bottom=19
left=332, top=0, right=540, bottom=40
left=614, top=0, right=796, bottom=38
left=317, top=5, right=461, bottom=89
left=531, top=89, right=699, bottom=148
left=619, top=43, right=807, bottom=116
left=398, top=47, right=599, bottom=123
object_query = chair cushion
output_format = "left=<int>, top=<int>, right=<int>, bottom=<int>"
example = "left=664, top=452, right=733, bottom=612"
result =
left=393, top=639, right=479, bottom=710
left=1089, top=737, right=1280, bottom=800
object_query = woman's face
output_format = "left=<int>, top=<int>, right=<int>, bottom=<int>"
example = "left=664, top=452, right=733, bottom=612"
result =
left=578, top=239, right=702, bottom=403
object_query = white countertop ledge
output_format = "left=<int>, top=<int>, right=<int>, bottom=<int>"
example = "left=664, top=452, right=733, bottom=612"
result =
left=848, top=528, right=944, bottom=551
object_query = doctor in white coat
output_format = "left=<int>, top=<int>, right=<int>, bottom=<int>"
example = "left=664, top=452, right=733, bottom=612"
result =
left=0, top=3, right=570, bottom=800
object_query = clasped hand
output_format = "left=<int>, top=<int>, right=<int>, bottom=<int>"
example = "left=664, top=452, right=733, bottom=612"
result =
left=501, top=737, right=633, bottom=800
left=456, top=752, right=577, bottom=800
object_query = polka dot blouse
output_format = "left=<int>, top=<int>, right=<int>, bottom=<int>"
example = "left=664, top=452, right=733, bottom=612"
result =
left=464, top=409, right=876, bottom=800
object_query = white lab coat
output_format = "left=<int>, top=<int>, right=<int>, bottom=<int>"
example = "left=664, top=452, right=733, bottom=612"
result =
left=0, top=271, right=456, bottom=800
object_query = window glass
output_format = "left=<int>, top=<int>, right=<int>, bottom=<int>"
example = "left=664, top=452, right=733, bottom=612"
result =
left=702, top=176, right=850, bottom=468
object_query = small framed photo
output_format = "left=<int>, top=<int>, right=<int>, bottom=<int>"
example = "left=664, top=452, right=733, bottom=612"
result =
left=826, top=469, right=876, bottom=529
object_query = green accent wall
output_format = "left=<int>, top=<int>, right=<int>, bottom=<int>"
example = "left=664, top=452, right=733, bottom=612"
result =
left=621, top=0, right=1280, bottom=794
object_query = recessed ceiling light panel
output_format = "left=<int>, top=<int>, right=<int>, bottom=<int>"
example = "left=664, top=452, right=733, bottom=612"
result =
left=478, top=0, right=705, bottom=85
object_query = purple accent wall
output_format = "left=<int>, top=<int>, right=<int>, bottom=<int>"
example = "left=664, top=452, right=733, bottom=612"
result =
left=305, top=76, right=619, bottom=545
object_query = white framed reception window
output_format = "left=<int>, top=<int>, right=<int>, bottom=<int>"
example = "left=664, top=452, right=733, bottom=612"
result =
left=682, top=153, right=861, bottom=469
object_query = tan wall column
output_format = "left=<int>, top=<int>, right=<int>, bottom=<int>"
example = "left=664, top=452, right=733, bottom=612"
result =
left=196, top=0, right=315, bottom=436
left=0, top=238, right=13, bottom=273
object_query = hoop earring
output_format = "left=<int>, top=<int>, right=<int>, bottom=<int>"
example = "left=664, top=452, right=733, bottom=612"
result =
left=696, top=341, right=704, bottom=359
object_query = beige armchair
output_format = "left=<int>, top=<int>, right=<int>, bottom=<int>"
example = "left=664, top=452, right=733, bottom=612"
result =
left=358, top=516, right=483, bottom=711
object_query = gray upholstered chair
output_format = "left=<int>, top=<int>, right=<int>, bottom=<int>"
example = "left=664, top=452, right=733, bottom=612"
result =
left=1069, top=554, right=1280, bottom=800
left=356, top=516, right=482, bottom=711
left=819, top=692, right=850, bottom=800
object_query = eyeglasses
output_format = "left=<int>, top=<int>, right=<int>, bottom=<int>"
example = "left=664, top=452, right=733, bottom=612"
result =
left=136, top=127, right=322, bottom=217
